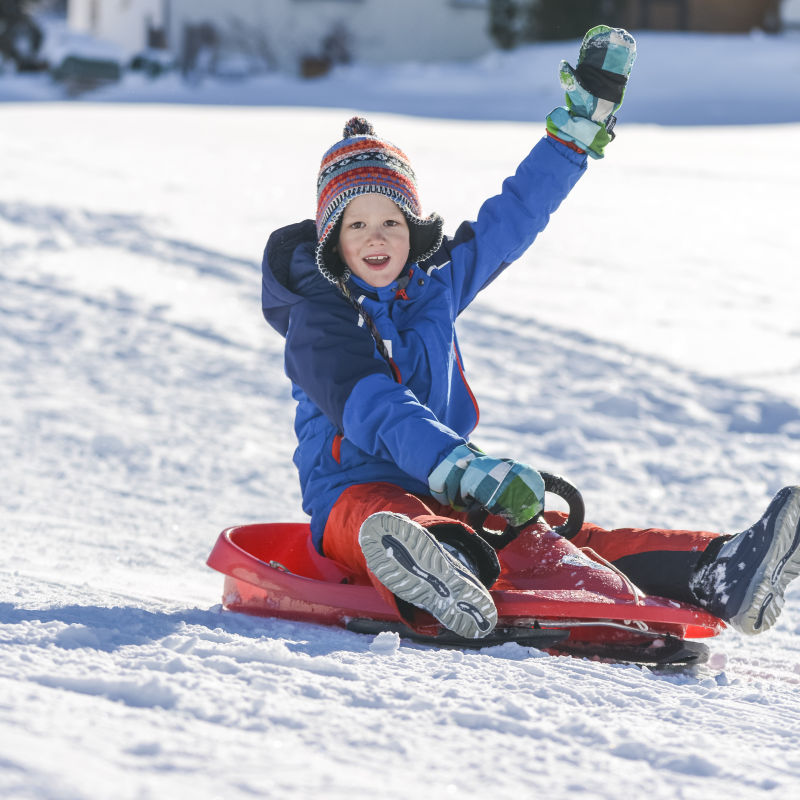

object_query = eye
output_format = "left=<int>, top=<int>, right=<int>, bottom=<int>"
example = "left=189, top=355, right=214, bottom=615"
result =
left=348, top=221, right=364, bottom=229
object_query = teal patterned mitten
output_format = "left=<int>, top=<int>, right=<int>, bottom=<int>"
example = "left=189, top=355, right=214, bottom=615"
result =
left=428, top=444, right=544, bottom=527
left=546, top=25, right=637, bottom=159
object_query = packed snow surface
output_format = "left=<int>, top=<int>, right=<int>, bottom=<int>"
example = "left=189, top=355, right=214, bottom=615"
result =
left=2, top=30, right=800, bottom=800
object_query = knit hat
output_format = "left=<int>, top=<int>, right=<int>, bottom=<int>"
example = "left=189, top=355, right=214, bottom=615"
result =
left=315, top=117, right=444, bottom=283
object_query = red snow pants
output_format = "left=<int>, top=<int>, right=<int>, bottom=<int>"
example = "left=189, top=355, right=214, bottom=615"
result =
left=323, top=482, right=723, bottom=606
left=323, top=482, right=487, bottom=620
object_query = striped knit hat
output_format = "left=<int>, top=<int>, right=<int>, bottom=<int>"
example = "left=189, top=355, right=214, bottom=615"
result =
left=315, top=117, right=444, bottom=283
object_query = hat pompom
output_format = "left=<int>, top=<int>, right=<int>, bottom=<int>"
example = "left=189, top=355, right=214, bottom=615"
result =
left=342, top=116, right=376, bottom=138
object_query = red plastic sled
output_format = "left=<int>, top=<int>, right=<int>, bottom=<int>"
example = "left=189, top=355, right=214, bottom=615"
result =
left=207, top=520, right=724, bottom=665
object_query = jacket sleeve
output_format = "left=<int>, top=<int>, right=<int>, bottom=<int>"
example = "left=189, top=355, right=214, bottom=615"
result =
left=285, top=298, right=463, bottom=483
left=342, top=373, right=464, bottom=484
left=432, top=135, right=587, bottom=315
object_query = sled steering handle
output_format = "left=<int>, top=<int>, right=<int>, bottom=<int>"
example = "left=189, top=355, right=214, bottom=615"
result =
left=470, top=471, right=585, bottom=549
left=539, top=472, right=585, bottom=539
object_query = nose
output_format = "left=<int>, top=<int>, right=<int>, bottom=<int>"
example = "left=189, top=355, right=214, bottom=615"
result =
left=366, top=223, right=386, bottom=240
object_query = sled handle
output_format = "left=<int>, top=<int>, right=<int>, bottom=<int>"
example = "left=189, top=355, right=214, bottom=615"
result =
left=470, top=471, right=585, bottom=549
left=540, top=471, right=585, bottom=540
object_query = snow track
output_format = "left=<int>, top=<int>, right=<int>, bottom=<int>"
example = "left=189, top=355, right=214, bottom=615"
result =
left=2, top=92, right=800, bottom=797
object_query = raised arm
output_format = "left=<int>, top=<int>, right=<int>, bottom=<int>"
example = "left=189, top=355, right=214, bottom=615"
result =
left=434, top=136, right=587, bottom=315
left=430, top=25, right=636, bottom=315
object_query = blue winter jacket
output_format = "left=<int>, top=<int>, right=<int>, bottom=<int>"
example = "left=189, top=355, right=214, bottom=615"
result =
left=262, top=136, right=586, bottom=553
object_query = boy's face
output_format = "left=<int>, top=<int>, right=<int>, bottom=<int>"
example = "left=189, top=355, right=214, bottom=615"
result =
left=336, top=193, right=410, bottom=288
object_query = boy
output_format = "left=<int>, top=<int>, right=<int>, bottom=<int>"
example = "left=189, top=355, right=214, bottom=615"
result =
left=262, top=27, right=800, bottom=639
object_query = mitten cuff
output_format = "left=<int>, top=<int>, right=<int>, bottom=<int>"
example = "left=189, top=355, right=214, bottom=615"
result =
left=547, top=131, right=586, bottom=155
left=546, top=107, right=611, bottom=160
left=427, top=442, right=479, bottom=506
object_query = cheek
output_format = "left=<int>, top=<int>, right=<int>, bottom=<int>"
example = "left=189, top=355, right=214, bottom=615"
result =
left=394, top=229, right=411, bottom=251
left=336, top=235, right=357, bottom=264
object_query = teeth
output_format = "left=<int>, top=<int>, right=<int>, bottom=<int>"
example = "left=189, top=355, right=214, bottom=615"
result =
left=364, top=256, right=389, bottom=264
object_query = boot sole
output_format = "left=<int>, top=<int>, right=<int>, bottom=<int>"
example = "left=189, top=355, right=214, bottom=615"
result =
left=359, top=512, right=498, bottom=639
left=731, top=486, right=800, bottom=634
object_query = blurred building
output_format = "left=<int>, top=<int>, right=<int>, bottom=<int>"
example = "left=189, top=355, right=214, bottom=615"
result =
left=66, top=0, right=495, bottom=76
left=779, top=0, right=800, bottom=27
left=489, top=0, right=785, bottom=45
left=629, top=0, right=781, bottom=32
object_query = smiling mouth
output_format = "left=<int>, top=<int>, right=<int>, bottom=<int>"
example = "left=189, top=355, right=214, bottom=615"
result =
left=363, top=255, right=390, bottom=267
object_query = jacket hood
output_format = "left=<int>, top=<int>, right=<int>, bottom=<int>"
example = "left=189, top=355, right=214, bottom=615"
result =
left=262, top=219, right=330, bottom=336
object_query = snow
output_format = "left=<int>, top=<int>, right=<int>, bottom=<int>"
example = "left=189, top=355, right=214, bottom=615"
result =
left=2, top=28, right=800, bottom=800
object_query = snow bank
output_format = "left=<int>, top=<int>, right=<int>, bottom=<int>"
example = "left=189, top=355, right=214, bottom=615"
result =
left=3, top=30, right=800, bottom=125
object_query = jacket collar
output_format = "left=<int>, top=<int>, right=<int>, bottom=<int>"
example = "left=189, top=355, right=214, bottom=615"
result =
left=349, top=264, right=417, bottom=302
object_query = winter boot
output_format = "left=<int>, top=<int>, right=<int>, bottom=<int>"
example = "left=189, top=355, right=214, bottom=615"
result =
left=689, top=486, right=800, bottom=634
left=359, top=512, right=498, bottom=639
